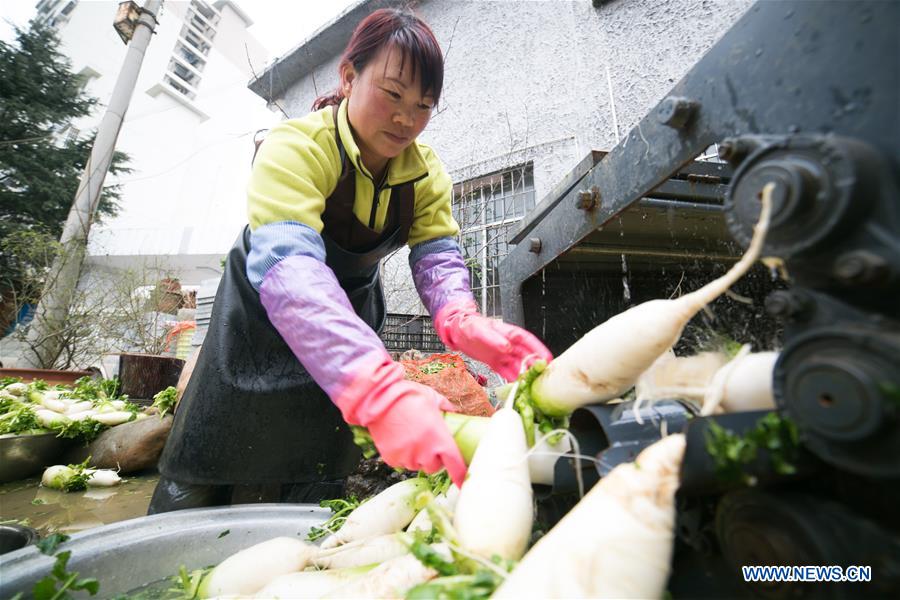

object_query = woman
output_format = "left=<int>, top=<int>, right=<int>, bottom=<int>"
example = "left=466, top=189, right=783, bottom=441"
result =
left=149, top=8, right=551, bottom=513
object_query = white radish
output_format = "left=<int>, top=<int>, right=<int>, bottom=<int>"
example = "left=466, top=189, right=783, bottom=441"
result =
left=453, top=407, right=533, bottom=562
left=85, top=469, right=122, bottom=487
left=90, top=410, right=134, bottom=426
left=407, top=485, right=460, bottom=534
left=494, top=434, right=686, bottom=599
left=4, top=382, right=28, bottom=396
left=325, top=552, right=439, bottom=599
left=312, top=533, right=409, bottom=569
left=42, top=465, right=76, bottom=489
left=253, top=566, right=373, bottom=599
left=530, top=185, right=773, bottom=416
left=37, top=396, right=69, bottom=413
left=35, top=409, right=70, bottom=429
left=319, top=478, right=430, bottom=548
left=528, top=433, right=573, bottom=486
left=197, top=536, right=317, bottom=598
left=635, top=350, right=729, bottom=406
left=66, top=410, right=98, bottom=422
left=65, top=400, right=94, bottom=414
left=702, top=348, right=778, bottom=415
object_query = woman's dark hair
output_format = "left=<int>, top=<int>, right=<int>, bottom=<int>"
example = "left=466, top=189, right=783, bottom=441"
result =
left=312, top=8, right=444, bottom=110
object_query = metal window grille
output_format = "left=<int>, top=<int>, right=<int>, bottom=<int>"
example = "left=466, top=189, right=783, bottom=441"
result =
left=65, top=126, right=80, bottom=144
left=453, top=164, right=536, bottom=316
left=380, top=314, right=445, bottom=353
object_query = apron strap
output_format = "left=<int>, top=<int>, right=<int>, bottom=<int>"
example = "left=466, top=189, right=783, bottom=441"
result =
left=392, top=182, right=415, bottom=246
left=331, top=104, right=348, bottom=175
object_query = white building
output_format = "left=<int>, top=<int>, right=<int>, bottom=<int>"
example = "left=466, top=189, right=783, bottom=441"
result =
left=250, top=0, right=753, bottom=320
left=36, top=0, right=275, bottom=285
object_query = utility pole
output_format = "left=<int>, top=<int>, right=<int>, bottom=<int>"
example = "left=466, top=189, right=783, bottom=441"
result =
left=23, top=0, right=163, bottom=368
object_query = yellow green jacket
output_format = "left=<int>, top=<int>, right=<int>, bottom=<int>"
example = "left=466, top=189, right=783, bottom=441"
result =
left=245, top=100, right=459, bottom=289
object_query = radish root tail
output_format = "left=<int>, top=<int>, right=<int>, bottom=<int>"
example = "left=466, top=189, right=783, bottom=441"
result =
left=679, top=182, right=774, bottom=313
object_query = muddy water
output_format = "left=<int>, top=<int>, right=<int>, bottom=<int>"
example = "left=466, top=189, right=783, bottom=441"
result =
left=0, top=472, right=159, bottom=537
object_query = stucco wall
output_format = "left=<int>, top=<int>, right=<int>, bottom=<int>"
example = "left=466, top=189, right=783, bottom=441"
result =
left=271, top=0, right=754, bottom=314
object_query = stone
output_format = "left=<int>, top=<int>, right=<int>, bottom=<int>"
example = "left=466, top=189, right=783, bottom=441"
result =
left=63, top=415, right=173, bottom=473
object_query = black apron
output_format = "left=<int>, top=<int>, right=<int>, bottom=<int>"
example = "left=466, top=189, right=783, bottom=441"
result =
left=158, top=106, right=415, bottom=485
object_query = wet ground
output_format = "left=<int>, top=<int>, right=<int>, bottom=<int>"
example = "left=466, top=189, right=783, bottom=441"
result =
left=0, top=471, right=159, bottom=537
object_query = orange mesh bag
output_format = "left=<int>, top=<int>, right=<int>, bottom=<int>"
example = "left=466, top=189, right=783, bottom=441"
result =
left=401, top=353, right=494, bottom=417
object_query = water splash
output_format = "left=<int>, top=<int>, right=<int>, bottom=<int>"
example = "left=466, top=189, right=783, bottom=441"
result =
left=621, top=253, right=632, bottom=304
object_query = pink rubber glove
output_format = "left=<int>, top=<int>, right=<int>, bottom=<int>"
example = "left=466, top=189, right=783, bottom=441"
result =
left=335, top=354, right=468, bottom=487
left=435, top=298, right=553, bottom=382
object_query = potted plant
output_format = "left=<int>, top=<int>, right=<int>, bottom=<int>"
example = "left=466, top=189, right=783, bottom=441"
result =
left=108, top=273, right=187, bottom=404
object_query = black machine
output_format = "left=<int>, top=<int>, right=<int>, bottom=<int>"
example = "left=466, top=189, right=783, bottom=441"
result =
left=500, top=2, right=900, bottom=597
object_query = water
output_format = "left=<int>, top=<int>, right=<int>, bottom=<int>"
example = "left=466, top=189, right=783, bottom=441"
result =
left=0, top=472, right=160, bottom=537
left=621, top=253, right=632, bottom=304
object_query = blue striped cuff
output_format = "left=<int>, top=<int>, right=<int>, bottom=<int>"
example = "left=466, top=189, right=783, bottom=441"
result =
left=247, top=221, right=326, bottom=290
left=408, top=236, right=462, bottom=268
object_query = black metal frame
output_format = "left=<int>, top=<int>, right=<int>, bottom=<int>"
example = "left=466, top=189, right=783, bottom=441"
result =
left=500, top=0, right=899, bottom=325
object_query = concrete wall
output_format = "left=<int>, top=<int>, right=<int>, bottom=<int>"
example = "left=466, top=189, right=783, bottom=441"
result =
left=269, top=0, right=753, bottom=315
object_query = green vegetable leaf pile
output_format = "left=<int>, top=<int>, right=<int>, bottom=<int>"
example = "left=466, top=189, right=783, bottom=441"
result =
left=151, top=386, right=179, bottom=418
left=61, top=458, right=95, bottom=492
left=509, top=360, right=568, bottom=447
left=420, top=361, right=453, bottom=375
left=705, top=412, right=800, bottom=484
left=0, top=402, right=41, bottom=435
left=306, top=496, right=361, bottom=541
left=405, top=571, right=502, bottom=600
left=68, top=377, right=121, bottom=402
left=55, top=418, right=107, bottom=444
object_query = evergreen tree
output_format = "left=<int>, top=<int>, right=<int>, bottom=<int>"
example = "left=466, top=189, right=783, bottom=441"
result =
left=0, top=20, right=130, bottom=330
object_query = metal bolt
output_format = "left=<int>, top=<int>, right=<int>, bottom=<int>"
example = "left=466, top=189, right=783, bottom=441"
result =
left=657, top=96, right=699, bottom=129
left=765, top=290, right=811, bottom=320
left=717, top=139, right=737, bottom=161
left=575, top=185, right=601, bottom=210
left=834, top=251, right=888, bottom=285
left=528, top=238, right=542, bottom=253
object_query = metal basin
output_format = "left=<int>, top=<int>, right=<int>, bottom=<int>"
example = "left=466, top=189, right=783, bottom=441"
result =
left=0, top=524, right=39, bottom=555
left=0, top=503, right=329, bottom=597
left=0, top=432, right=74, bottom=484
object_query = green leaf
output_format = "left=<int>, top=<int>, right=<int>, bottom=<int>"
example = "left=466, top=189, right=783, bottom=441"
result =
left=704, top=413, right=801, bottom=485
left=72, top=577, right=100, bottom=594
left=31, top=577, right=58, bottom=600
left=36, top=533, right=70, bottom=555
left=51, top=551, right=72, bottom=578
left=306, top=496, right=360, bottom=541
left=409, top=537, right=459, bottom=577
left=151, top=386, right=178, bottom=418
left=54, top=417, right=108, bottom=443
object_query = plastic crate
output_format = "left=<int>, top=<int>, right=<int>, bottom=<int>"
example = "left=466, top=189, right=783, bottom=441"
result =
left=380, top=314, right=445, bottom=353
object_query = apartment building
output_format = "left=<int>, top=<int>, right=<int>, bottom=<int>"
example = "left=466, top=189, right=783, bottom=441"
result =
left=35, top=0, right=275, bottom=284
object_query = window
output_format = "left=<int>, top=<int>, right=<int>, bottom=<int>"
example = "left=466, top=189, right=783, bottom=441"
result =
left=453, top=164, right=535, bottom=316
left=65, top=126, right=80, bottom=144
left=175, top=41, right=206, bottom=68
left=37, top=0, right=77, bottom=28
left=163, top=1, right=218, bottom=101
left=164, top=75, right=195, bottom=100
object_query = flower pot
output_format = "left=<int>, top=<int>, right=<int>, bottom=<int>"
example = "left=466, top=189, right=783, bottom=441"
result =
left=0, top=368, right=94, bottom=387
left=117, top=353, right=185, bottom=405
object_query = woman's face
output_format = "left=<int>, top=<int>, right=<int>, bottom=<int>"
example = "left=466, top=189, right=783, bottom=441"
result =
left=341, top=44, right=435, bottom=176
